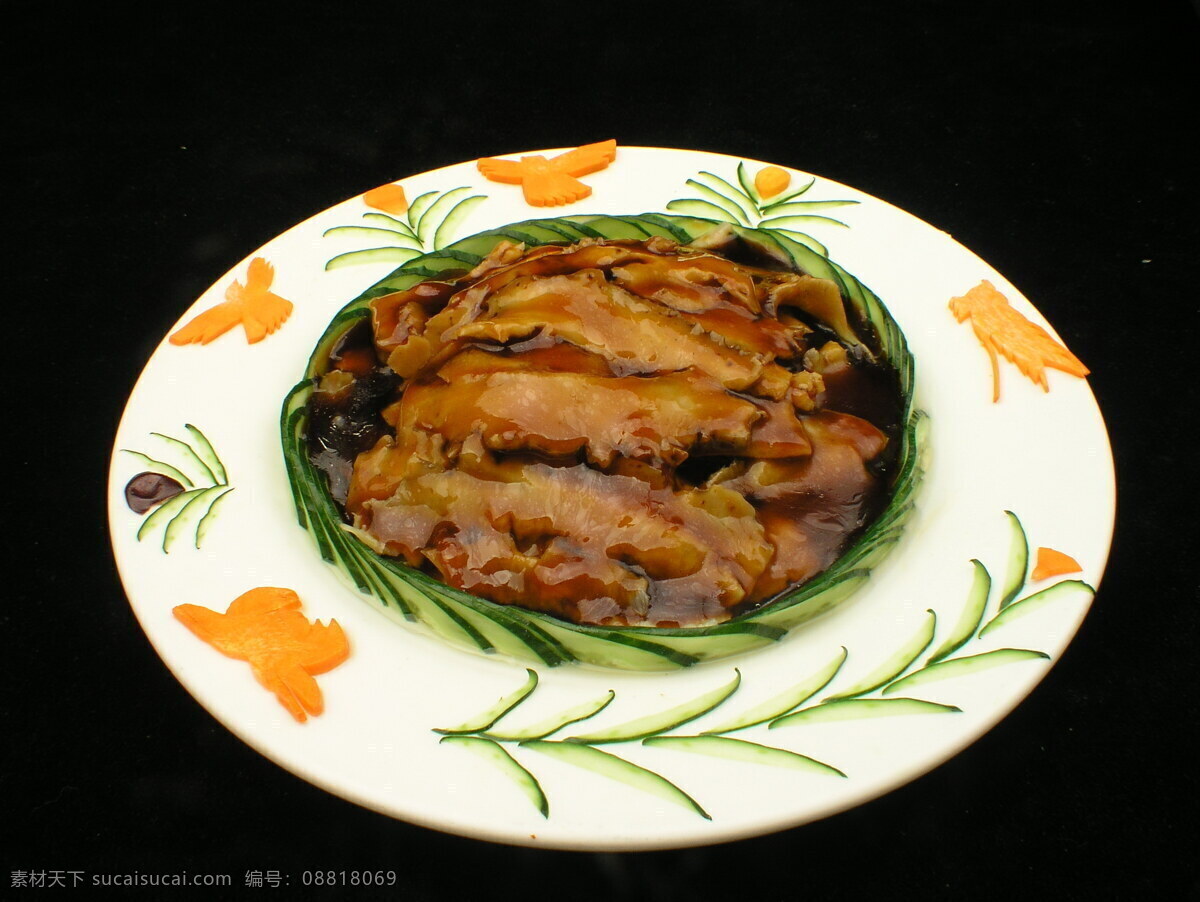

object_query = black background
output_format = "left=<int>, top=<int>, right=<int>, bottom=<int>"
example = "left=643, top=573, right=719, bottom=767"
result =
left=6, top=1, right=1198, bottom=897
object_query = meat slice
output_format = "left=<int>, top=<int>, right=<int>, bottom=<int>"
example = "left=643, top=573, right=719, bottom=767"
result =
left=716, top=410, right=889, bottom=601
left=395, top=367, right=762, bottom=467
left=359, top=461, right=771, bottom=625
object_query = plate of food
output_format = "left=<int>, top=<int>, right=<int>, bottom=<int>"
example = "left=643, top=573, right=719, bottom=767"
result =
left=108, top=143, right=1114, bottom=849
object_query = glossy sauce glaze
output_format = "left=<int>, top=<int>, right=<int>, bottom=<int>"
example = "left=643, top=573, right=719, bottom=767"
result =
left=306, top=236, right=903, bottom=627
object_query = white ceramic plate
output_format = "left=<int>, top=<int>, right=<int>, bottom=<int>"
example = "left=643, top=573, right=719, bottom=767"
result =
left=108, top=146, right=1115, bottom=850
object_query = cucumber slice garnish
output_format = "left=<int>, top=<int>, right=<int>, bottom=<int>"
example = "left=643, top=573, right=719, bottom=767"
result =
left=642, top=735, right=846, bottom=778
left=439, top=736, right=549, bottom=818
left=978, top=580, right=1096, bottom=638
left=882, top=648, right=1050, bottom=696
left=481, top=691, right=615, bottom=742
left=434, top=669, right=538, bottom=735
left=700, top=647, right=848, bottom=734
left=825, top=610, right=937, bottom=701
left=770, top=697, right=961, bottom=728
left=520, top=740, right=710, bottom=820
left=926, top=560, right=992, bottom=665
left=565, top=670, right=741, bottom=744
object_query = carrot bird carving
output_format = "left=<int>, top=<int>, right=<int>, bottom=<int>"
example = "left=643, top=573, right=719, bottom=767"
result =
left=477, top=139, right=617, bottom=207
left=174, top=587, right=349, bottom=722
left=949, top=280, right=1089, bottom=402
left=170, top=257, right=294, bottom=346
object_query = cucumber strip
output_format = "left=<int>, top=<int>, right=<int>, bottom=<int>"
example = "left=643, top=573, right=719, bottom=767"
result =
left=757, top=213, right=850, bottom=230
left=642, top=735, right=846, bottom=778
left=568, top=215, right=650, bottom=241
left=322, top=225, right=419, bottom=244
left=526, top=219, right=586, bottom=242
left=439, top=736, right=548, bottom=818
left=481, top=691, right=615, bottom=742
left=665, top=198, right=739, bottom=224
left=416, top=187, right=476, bottom=245
left=760, top=199, right=859, bottom=214
left=771, top=697, right=961, bottom=728
left=978, top=580, right=1096, bottom=638
left=520, top=741, right=710, bottom=820
left=403, top=570, right=574, bottom=665
left=325, top=247, right=422, bottom=271
left=338, top=531, right=408, bottom=613
left=136, top=488, right=210, bottom=542
left=404, top=191, right=439, bottom=229
left=491, top=227, right=543, bottom=246
left=631, top=213, right=697, bottom=243
left=762, top=227, right=828, bottom=258
left=118, top=451, right=194, bottom=488
left=565, top=670, right=741, bottom=744
left=554, top=216, right=604, bottom=238
left=735, top=162, right=762, bottom=208
left=694, top=170, right=755, bottom=214
left=361, top=212, right=420, bottom=239
left=926, top=560, right=992, bottom=665
left=433, top=194, right=487, bottom=250
left=183, top=424, right=227, bottom=485
left=700, top=647, right=848, bottom=734
left=149, top=431, right=215, bottom=484
left=614, top=215, right=678, bottom=240
left=194, top=487, right=234, bottom=549
left=998, top=511, right=1030, bottom=610
left=759, top=177, right=816, bottom=209
left=434, top=669, right=539, bottom=735
left=162, top=484, right=228, bottom=553
left=882, top=648, right=1050, bottom=696
left=682, top=180, right=751, bottom=225
left=513, top=613, right=699, bottom=670
left=825, top=610, right=937, bottom=701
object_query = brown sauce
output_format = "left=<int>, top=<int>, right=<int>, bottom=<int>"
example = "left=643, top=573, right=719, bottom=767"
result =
left=306, top=236, right=904, bottom=627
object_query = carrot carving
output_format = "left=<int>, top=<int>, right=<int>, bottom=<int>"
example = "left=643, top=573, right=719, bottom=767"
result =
left=174, top=587, right=349, bottom=722
left=477, top=139, right=617, bottom=206
left=170, top=257, right=294, bottom=346
left=1031, top=547, right=1082, bottom=582
left=755, top=166, right=790, bottom=200
left=364, top=182, right=408, bottom=214
left=949, top=280, right=1089, bottom=402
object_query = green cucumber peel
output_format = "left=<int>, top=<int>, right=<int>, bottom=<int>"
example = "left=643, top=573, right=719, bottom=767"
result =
left=758, top=213, right=850, bottom=230
left=182, top=425, right=227, bottom=484
left=481, top=691, right=616, bottom=742
left=642, top=735, right=846, bottom=778
left=325, top=246, right=422, bottom=271
left=162, top=485, right=229, bottom=553
left=926, top=560, right=992, bottom=665
left=683, top=180, right=751, bottom=224
left=149, top=431, right=216, bottom=485
left=665, top=198, right=739, bottom=223
left=322, top=225, right=420, bottom=243
left=434, top=669, right=539, bottom=735
left=979, top=580, right=1096, bottom=638
left=439, top=736, right=548, bottom=818
left=760, top=199, right=860, bottom=214
left=999, top=510, right=1030, bottom=610
left=735, top=162, right=762, bottom=208
left=825, top=610, right=937, bottom=701
left=136, top=487, right=210, bottom=542
left=883, top=648, right=1050, bottom=696
left=361, top=211, right=420, bottom=239
left=404, top=191, right=439, bottom=229
left=433, top=193, right=487, bottom=250
left=194, top=487, right=234, bottom=549
left=771, top=697, right=961, bottom=728
left=766, top=229, right=828, bottom=256
left=521, top=740, right=710, bottom=820
left=565, top=670, right=741, bottom=744
left=695, top=169, right=755, bottom=213
left=759, top=177, right=816, bottom=209
left=700, top=647, right=848, bottom=734
left=119, top=451, right=193, bottom=488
